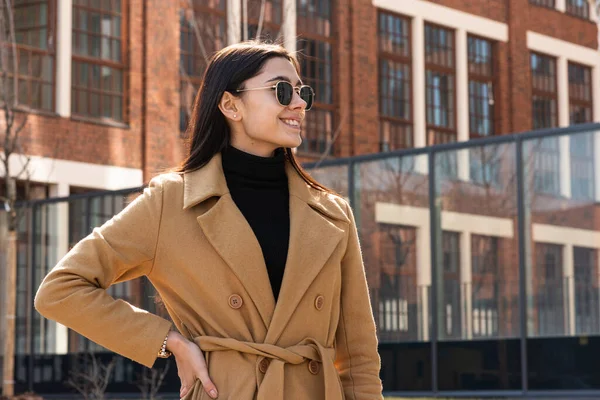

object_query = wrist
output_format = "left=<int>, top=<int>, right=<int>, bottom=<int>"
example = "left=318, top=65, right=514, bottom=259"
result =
left=166, top=331, right=188, bottom=354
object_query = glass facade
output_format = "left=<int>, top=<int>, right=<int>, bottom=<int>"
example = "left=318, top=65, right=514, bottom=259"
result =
left=4, top=124, right=600, bottom=396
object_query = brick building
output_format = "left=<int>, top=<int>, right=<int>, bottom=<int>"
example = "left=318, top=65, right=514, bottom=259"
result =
left=3, top=0, right=600, bottom=397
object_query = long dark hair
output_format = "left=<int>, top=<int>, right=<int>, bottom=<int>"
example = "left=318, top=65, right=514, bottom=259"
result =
left=174, top=40, right=334, bottom=194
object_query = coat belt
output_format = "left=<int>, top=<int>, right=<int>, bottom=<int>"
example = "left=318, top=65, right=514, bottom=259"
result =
left=193, top=336, right=343, bottom=400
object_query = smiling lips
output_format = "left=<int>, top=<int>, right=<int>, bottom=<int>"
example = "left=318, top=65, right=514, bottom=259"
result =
left=281, top=118, right=301, bottom=128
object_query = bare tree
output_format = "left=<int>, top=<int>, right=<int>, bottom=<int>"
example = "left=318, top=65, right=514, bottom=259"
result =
left=0, top=0, right=34, bottom=397
left=136, top=360, right=171, bottom=400
left=65, top=352, right=117, bottom=400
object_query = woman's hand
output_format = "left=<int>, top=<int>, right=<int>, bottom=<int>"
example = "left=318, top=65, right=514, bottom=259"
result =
left=167, top=331, right=219, bottom=399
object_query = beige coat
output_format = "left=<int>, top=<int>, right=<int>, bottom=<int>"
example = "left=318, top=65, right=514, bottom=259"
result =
left=34, top=152, right=383, bottom=400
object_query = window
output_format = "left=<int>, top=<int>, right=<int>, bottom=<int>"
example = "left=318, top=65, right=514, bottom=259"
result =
left=568, top=63, right=594, bottom=200
left=180, top=0, right=226, bottom=133
left=425, top=23, right=456, bottom=146
left=468, top=35, right=496, bottom=138
left=425, top=24, right=456, bottom=179
left=471, top=235, right=499, bottom=337
left=297, top=0, right=334, bottom=155
left=72, top=0, right=126, bottom=121
left=529, top=0, right=556, bottom=8
left=441, top=231, right=461, bottom=339
left=531, top=52, right=557, bottom=130
left=8, top=0, right=55, bottom=111
left=574, top=247, right=598, bottom=334
left=566, top=0, right=590, bottom=19
left=532, top=136, right=560, bottom=195
left=244, top=0, right=282, bottom=41
left=534, top=243, right=564, bottom=336
left=569, top=62, right=593, bottom=125
left=377, top=224, right=418, bottom=341
left=378, top=12, right=412, bottom=152
left=531, top=53, right=559, bottom=196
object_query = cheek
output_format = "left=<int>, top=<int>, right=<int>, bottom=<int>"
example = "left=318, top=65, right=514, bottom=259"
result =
left=243, top=100, right=283, bottom=136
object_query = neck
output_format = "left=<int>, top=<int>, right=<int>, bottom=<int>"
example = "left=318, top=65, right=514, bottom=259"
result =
left=228, top=138, right=279, bottom=158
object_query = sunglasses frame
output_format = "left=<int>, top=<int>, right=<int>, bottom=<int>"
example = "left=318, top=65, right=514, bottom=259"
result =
left=235, top=81, right=315, bottom=111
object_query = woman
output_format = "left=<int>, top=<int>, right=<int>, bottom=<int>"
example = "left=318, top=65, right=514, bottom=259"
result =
left=35, top=41, right=382, bottom=400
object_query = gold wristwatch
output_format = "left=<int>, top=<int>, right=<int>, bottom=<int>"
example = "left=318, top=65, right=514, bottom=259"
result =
left=157, top=333, right=172, bottom=358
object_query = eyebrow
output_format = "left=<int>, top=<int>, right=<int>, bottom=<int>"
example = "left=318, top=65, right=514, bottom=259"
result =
left=265, top=75, right=303, bottom=86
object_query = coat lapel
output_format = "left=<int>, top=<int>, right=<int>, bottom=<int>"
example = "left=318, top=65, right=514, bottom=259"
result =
left=265, top=195, right=344, bottom=344
left=184, top=154, right=276, bottom=330
left=183, top=152, right=350, bottom=341
left=264, top=162, right=348, bottom=344
left=197, top=196, right=276, bottom=329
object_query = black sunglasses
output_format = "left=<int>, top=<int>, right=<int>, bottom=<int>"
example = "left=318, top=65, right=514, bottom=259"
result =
left=236, top=81, right=315, bottom=111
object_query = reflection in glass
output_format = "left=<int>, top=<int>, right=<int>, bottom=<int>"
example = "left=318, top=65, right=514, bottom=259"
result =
left=357, top=156, right=431, bottom=343
left=437, top=143, right=520, bottom=341
left=525, top=131, right=600, bottom=340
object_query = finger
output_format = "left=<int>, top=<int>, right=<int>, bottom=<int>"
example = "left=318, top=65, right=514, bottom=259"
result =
left=180, top=383, right=189, bottom=399
left=198, top=368, right=218, bottom=399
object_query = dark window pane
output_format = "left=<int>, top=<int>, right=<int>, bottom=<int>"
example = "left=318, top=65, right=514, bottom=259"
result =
left=380, top=343, right=432, bottom=391
left=528, top=337, right=600, bottom=389
left=102, top=95, right=111, bottom=117
left=439, top=340, right=522, bottom=390
left=566, top=0, right=590, bottom=18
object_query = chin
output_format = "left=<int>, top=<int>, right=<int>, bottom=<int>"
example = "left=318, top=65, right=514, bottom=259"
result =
left=274, top=134, right=302, bottom=149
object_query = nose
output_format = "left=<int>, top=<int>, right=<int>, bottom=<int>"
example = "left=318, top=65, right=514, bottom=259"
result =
left=288, top=88, right=307, bottom=111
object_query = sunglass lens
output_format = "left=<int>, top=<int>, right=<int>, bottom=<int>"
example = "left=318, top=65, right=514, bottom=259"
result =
left=300, top=86, right=314, bottom=110
left=276, top=82, right=294, bottom=106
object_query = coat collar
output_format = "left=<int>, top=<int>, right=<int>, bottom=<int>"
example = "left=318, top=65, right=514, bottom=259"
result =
left=182, top=151, right=349, bottom=224
left=182, top=151, right=349, bottom=341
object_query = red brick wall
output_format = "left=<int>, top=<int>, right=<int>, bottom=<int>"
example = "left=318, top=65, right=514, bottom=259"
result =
left=428, top=0, right=508, bottom=22
left=12, top=0, right=146, bottom=173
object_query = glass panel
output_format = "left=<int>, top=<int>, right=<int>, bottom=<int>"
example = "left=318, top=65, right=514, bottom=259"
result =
left=77, top=32, right=89, bottom=55
left=356, top=154, right=431, bottom=343
left=111, top=39, right=121, bottom=62
left=380, top=343, right=432, bottom=391
left=435, top=143, right=520, bottom=390
left=102, top=94, right=111, bottom=118
left=438, top=339, right=522, bottom=390
left=90, top=64, right=100, bottom=89
left=78, top=9, right=88, bottom=31
left=436, top=142, right=520, bottom=341
left=112, top=95, right=122, bottom=120
left=524, top=129, right=600, bottom=347
left=306, top=164, right=349, bottom=197
left=41, top=83, right=52, bottom=110
left=89, top=11, right=101, bottom=33
left=90, top=35, right=101, bottom=58
left=354, top=154, right=430, bottom=390
left=90, top=92, right=100, bottom=117
left=528, top=337, right=600, bottom=389
left=380, top=120, right=413, bottom=151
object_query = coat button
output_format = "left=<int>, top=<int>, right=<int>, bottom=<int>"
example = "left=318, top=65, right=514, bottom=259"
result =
left=314, top=295, right=324, bottom=311
left=308, top=360, right=320, bottom=375
left=259, top=358, right=270, bottom=374
left=229, top=294, right=243, bottom=309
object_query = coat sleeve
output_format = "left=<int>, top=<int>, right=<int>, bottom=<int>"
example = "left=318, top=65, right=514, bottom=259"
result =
left=334, top=200, right=383, bottom=399
left=34, top=176, right=172, bottom=368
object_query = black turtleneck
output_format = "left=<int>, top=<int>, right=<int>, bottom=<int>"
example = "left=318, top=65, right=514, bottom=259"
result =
left=221, top=145, right=290, bottom=302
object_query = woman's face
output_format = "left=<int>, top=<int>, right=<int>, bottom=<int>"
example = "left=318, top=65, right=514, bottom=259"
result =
left=221, top=57, right=308, bottom=157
